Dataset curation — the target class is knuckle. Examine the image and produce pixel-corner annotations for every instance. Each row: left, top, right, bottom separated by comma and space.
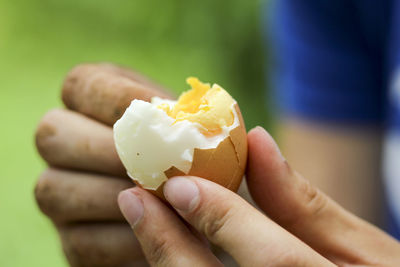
267, 249, 302, 267
282, 174, 330, 229
200, 204, 233, 243
299, 176, 328, 218
145, 233, 175, 266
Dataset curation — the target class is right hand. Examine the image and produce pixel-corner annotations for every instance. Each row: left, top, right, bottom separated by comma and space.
117, 127, 400, 266
34, 63, 171, 267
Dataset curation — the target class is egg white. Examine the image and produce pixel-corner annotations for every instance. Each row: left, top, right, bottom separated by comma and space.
113, 97, 239, 190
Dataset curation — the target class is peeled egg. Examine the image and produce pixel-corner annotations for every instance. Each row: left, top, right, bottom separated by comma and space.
113, 77, 247, 198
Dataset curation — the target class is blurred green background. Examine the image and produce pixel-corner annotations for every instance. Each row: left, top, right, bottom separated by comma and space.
0, 0, 268, 266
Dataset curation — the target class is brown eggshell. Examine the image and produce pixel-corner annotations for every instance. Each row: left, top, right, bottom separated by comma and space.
136, 103, 247, 200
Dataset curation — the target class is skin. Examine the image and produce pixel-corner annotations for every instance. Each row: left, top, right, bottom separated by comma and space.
35, 63, 400, 266
118, 127, 400, 266
277, 120, 384, 227
35, 63, 159, 267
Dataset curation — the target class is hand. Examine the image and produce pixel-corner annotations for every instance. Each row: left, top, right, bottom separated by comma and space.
34, 63, 171, 267
118, 127, 400, 266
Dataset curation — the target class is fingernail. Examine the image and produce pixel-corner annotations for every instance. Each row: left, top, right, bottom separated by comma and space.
118, 190, 144, 228
255, 126, 285, 160
164, 177, 200, 212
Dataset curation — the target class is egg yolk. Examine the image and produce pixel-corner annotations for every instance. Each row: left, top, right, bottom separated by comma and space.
158, 77, 235, 136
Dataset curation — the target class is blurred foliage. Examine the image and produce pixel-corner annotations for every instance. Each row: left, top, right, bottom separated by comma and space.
0, 0, 268, 266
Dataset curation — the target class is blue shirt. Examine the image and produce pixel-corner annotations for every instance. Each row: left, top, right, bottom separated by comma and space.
267, 0, 400, 238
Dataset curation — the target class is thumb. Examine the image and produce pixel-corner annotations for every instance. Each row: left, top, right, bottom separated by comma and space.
163, 176, 333, 266
246, 126, 400, 265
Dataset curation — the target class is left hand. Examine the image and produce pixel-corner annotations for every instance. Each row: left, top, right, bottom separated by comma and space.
34, 63, 172, 267
118, 127, 400, 266
34, 62, 241, 266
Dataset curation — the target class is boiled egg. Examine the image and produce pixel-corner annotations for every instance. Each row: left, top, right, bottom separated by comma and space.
113, 78, 247, 198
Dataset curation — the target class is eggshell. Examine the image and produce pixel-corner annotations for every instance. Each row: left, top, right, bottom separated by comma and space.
138, 104, 247, 200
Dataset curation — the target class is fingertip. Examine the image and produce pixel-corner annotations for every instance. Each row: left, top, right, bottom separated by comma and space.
248, 125, 267, 135
248, 126, 283, 159
164, 177, 200, 213
246, 126, 291, 211
120, 178, 222, 266
248, 125, 269, 137
118, 189, 144, 228
247, 127, 285, 182
248, 126, 271, 150
117, 189, 129, 207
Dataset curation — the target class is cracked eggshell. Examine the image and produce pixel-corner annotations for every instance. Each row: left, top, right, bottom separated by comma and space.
152, 104, 247, 200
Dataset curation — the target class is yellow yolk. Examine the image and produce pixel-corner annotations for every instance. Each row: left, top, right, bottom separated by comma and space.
158, 77, 235, 136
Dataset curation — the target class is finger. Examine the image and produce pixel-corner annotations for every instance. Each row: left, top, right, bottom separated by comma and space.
246, 126, 400, 265
97, 62, 170, 94
58, 222, 148, 267
35, 168, 132, 222
62, 63, 172, 125
118, 188, 222, 267
163, 177, 333, 266
35, 108, 126, 176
